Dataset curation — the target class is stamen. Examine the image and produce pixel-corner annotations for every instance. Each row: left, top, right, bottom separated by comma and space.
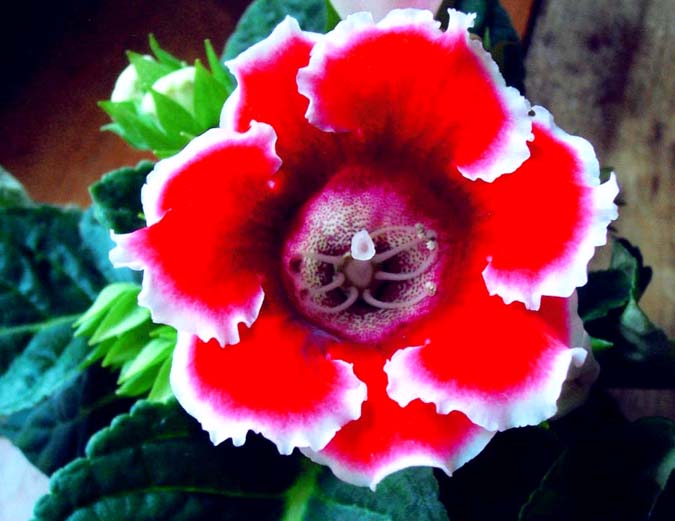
303, 286, 359, 314
371, 228, 436, 263
362, 288, 430, 310
308, 272, 345, 295
374, 247, 438, 281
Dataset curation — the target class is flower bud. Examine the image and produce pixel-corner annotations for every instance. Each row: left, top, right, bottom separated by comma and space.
140, 66, 197, 117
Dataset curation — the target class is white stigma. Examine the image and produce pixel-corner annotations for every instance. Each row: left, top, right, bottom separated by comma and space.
350, 229, 376, 261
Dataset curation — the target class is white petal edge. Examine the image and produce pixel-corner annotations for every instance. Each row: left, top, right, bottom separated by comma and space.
109, 230, 265, 346
170, 333, 368, 455
220, 16, 321, 130
297, 8, 532, 182
482, 106, 620, 310
141, 122, 280, 226
110, 122, 281, 345
385, 342, 587, 432
301, 427, 494, 490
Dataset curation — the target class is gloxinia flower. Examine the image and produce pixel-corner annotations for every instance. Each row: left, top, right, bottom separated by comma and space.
110, 9, 619, 489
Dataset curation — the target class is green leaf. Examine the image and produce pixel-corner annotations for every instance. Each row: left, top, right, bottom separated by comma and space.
0, 165, 32, 208
520, 418, 675, 521
579, 239, 673, 387
0, 365, 131, 475
0, 205, 134, 469
89, 160, 152, 234
223, 0, 334, 60
34, 401, 449, 521
437, 427, 563, 521
0, 321, 89, 415
193, 59, 229, 129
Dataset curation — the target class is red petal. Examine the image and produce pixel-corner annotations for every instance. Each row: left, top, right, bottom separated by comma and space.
478, 106, 619, 309
222, 17, 338, 175
304, 349, 493, 489
110, 123, 281, 345
386, 285, 586, 432
170, 310, 367, 455
297, 9, 532, 182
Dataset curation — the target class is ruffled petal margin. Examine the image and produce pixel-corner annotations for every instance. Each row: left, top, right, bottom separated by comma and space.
221, 17, 336, 171
297, 8, 532, 182
385, 292, 586, 432
110, 123, 281, 345
303, 351, 493, 490
479, 106, 619, 310
170, 312, 367, 455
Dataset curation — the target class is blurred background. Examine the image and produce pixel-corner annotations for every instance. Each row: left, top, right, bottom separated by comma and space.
0, 1, 672, 518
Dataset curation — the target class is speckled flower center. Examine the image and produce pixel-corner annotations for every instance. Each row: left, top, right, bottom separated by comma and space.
282, 179, 444, 343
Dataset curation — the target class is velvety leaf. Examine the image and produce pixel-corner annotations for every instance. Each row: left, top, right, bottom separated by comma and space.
520, 418, 675, 521
437, 427, 563, 521
34, 401, 448, 521
306, 466, 449, 521
223, 0, 333, 60
0, 365, 131, 475
0, 165, 33, 208
89, 161, 153, 234
0, 205, 134, 470
580, 239, 674, 387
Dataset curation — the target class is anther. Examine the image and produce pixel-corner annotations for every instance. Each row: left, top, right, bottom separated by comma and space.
424, 281, 437, 296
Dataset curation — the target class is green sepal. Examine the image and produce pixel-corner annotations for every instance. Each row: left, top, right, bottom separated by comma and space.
126, 51, 178, 89
193, 59, 230, 129
148, 34, 186, 69
204, 39, 235, 91
99, 100, 183, 152
149, 88, 200, 139
324, 0, 340, 31
74, 282, 141, 337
